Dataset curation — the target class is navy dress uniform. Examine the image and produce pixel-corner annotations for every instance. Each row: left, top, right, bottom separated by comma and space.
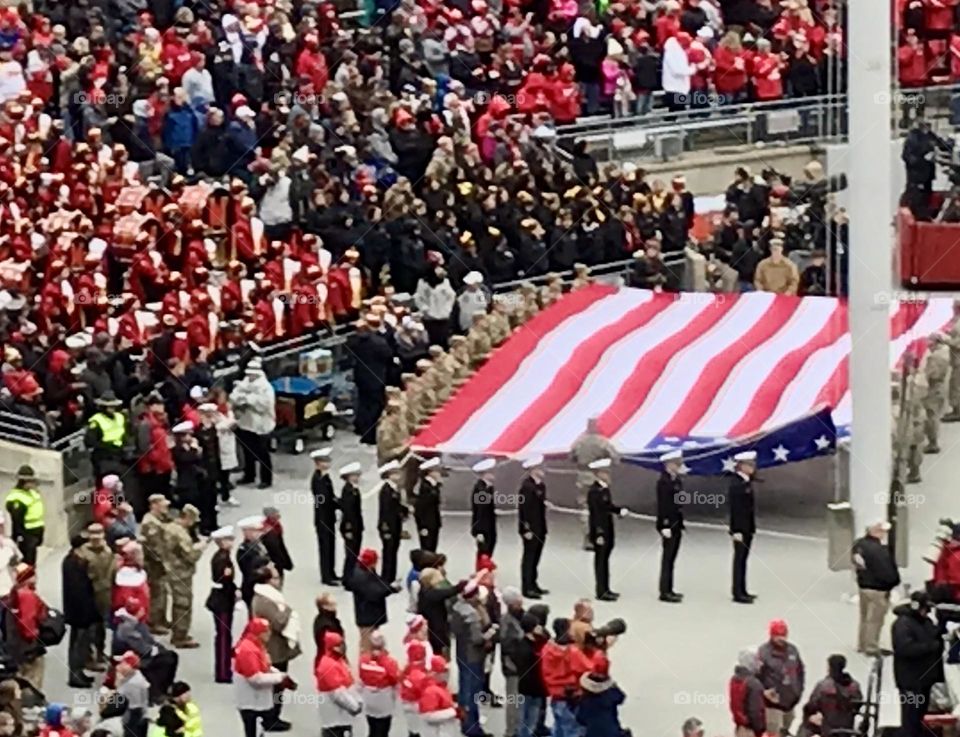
471, 458, 498, 560
728, 451, 759, 604
377, 460, 408, 583
310, 448, 340, 585
338, 462, 364, 581
414, 457, 443, 552
204, 526, 237, 683
656, 450, 685, 603
587, 458, 624, 601
518, 455, 549, 598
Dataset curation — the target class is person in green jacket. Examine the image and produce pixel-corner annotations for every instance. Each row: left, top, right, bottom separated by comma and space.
148, 704, 185, 737
171, 681, 203, 737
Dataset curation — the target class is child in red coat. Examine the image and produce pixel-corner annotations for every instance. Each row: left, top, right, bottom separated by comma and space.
359, 630, 401, 737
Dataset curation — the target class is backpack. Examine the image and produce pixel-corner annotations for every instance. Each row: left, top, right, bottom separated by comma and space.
38, 608, 66, 647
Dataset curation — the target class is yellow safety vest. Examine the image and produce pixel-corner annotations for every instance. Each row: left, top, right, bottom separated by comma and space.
5, 487, 43, 529
89, 412, 126, 447
176, 702, 203, 737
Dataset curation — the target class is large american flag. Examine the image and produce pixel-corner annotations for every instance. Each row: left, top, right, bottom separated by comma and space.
411, 285, 954, 469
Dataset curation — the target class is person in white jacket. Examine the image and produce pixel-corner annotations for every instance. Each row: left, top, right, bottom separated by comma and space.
662, 34, 694, 111
418, 655, 461, 737
210, 387, 240, 506
414, 265, 457, 348
358, 630, 400, 737
233, 618, 290, 737
229, 358, 276, 489
316, 631, 363, 737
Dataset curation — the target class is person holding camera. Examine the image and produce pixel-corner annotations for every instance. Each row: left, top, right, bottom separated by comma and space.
587, 458, 625, 602
728, 451, 758, 604
656, 450, 685, 604
892, 591, 944, 737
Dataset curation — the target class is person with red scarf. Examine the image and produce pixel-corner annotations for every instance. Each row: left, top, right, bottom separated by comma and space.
316, 630, 362, 736
418, 655, 460, 737
234, 618, 291, 737
359, 629, 400, 737
400, 640, 430, 737
5, 564, 48, 690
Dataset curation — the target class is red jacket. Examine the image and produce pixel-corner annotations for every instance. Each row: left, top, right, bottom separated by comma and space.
92, 487, 116, 526
112, 567, 150, 621
295, 48, 329, 94
548, 67, 581, 124
934, 540, 960, 600
688, 41, 713, 91
399, 662, 429, 703
925, 0, 958, 30
136, 411, 173, 474
359, 651, 400, 689
235, 630, 272, 678
316, 635, 354, 691
714, 46, 749, 96
898, 43, 929, 86
10, 586, 45, 641
540, 641, 592, 699
417, 677, 456, 714
751, 52, 784, 100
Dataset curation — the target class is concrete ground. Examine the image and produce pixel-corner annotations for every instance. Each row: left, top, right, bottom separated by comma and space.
28, 419, 960, 737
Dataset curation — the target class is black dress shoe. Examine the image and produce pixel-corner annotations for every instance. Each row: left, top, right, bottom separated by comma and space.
672, 591, 685, 600
535, 587, 550, 595
523, 590, 542, 599
238, 477, 256, 485
68, 677, 94, 688
608, 591, 621, 598
745, 593, 757, 601
659, 593, 683, 603
257, 482, 272, 490
321, 579, 340, 586
265, 720, 292, 732
733, 595, 755, 604
598, 592, 618, 602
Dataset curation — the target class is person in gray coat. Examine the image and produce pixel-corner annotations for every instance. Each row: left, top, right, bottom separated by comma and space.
758, 619, 805, 737
229, 359, 276, 489
500, 587, 525, 737
451, 581, 497, 737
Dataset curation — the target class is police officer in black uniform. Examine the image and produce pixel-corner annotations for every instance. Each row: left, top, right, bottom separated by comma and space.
587, 458, 624, 602
471, 459, 498, 558
656, 450, 686, 604
414, 457, 443, 552
518, 455, 549, 599
377, 460, 407, 583
728, 451, 758, 604
338, 462, 364, 582
310, 448, 340, 585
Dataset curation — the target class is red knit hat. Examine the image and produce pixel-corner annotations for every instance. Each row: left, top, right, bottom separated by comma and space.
406, 641, 427, 663
476, 554, 496, 573
768, 619, 788, 638
117, 651, 141, 669
429, 655, 448, 674
15, 563, 35, 586
359, 548, 379, 568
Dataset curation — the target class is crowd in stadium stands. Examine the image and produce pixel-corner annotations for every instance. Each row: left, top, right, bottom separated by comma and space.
898, 0, 960, 89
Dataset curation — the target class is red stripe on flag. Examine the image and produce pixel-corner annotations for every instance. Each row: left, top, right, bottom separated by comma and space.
411, 284, 617, 450
487, 295, 671, 454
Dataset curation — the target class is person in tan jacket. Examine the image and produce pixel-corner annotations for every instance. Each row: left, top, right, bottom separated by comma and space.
754, 240, 799, 295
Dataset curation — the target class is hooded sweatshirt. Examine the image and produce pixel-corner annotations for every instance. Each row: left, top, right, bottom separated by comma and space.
359, 649, 400, 718
400, 654, 429, 734
577, 672, 626, 737
233, 618, 286, 711
418, 675, 459, 737
315, 632, 362, 726
728, 664, 766, 736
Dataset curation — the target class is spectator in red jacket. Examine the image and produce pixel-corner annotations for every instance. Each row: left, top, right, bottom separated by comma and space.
714, 31, 751, 104
235, 618, 290, 737
729, 648, 766, 737
400, 641, 429, 737
112, 545, 150, 623
751, 39, 785, 101
359, 630, 401, 737
418, 655, 460, 736
655, 0, 682, 50
540, 618, 592, 737
296, 33, 329, 94
925, 0, 958, 37
92, 473, 122, 527
135, 392, 174, 516
6, 564, 48, 690
899, 29, 930, 87
548, 63, 581, 124
315, 631, 361, 735
933, 525, 960, 601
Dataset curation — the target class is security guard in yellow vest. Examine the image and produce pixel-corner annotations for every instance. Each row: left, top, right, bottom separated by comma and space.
171, 681, 203, 737
85, 391, 128, 481
5, 465, 44, 565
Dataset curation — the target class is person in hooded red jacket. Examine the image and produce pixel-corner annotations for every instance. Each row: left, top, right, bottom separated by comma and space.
540, 618, 592, 736
296, 34, 330, 95
112, 547, 151, 623
135, 393, 174, 505
92, 474, 123, 527
400, 640, 430, 737
161, 28, 193, 85
548, 63, 582, 124
751, 39, 785, 101
933, 526, 960, 601
899, 29, 930, 87
517, 58, 553, 116
359, 629, 400, 737
7, 564, 48, 689
234, 618, 290, 737
654, 2, 681, 49
418, 655, 460, 737
316, 631, 362, 735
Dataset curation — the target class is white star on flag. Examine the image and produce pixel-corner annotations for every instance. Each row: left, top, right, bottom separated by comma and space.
772, 445, 790, 462
721, 457, 736, 472
814, 435, 831, 451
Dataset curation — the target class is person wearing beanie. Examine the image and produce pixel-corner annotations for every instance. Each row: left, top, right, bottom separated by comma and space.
62, 534, 97, 688
728, 649, 766, 737
5, 563, 47, 690
514, 613, 548, 737
540, 617, 592, 737
345, 548, 401, 653
500, 586, 525, 736
576, 653, 626, 737
233, 618, 291, 737
450, 578, 497, 736
417, 656, 459, 737
892, 591, 944, 737
315, 631, 361, 736
400, 641, 430, 737
800, 654, 862, 737
39, 704, 75, 737
170, 681, 203, 737
359, 629, 400, 737
757, 619, 805, 735
115, 651, 150, 737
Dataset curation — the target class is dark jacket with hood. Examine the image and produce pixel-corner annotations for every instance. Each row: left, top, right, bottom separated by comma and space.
891, 602, 944, 693
576, 673, 626, 737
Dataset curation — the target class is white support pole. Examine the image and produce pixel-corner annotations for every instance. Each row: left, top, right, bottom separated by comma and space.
848, 0, 894, 534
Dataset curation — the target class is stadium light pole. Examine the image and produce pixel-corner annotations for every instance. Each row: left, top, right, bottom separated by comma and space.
847, 0, 894, 537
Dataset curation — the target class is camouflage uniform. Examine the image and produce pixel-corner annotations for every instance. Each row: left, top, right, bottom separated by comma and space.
78, 536, 116, 661
944, 309, 960, 419
377, 400, 409, 466
923, 339, 950, 451
519, 284, 541, 324
166, 505, 205, 646
572, 264, 592, 291
906, 369, 928, 483
449, 336, 473, 383
487, 300, 513, 345
140, 508, 171, 631
540, 275, 563, 308
467, 315, 493, 368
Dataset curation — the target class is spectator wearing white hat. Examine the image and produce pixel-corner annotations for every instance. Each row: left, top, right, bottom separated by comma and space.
587, 458, 624, 602
457, 272, 489, 333
377, 460, 408, 583
230, 358, 276, 490
339, 462, 364, 581
729, 451, 758, 604
414, 457, 444, 552
471, 459, 498, 560
518, 455, 548, 599
656, 450, 685, 604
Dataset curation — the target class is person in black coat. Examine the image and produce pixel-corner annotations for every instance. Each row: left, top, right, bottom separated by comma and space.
377, 462, 408, 583
414, 458, 443, 552
204, 527, 237, 684
310, 448, 340, 585
194, 408, 222, 534
237, 518, 270, 610
518, 456, 548, 599
515, 613, 548, 724
313, 593, 344, 663
656, 451, 686, 604
260, 508, 294, 585
417, 567, 464, 659
728, 452, 758, 604
347, 321, 394, 444
587, 459, 622, 602
191, 108, 232, 178
471, 460, 498, 560
171, 422, 205, 513
63, 535, 98, 688
344, 548, 400, 652
852, 522, 901, 655
339, 463, 364, 582
892, 591, 944, 737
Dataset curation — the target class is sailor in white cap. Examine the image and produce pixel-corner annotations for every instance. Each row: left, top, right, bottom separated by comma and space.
414, 457, 444, 552
377, 460, 408, 582
236, 516, 270, 608
207, 525, 237, 682
656, 450, 685, 604
729, 450, 758, 603
586, 458, 623, 601
852, 520, 898, 654
471, 459, 498, 558
310, 448, 339, 585
518, 455, 548, 598
338, 462, 363, 580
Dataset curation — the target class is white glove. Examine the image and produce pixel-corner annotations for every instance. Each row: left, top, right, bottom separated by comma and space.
619, 508, 628, 517
853, 553, 865, 568
523, 531, 533, 541
475, 534, 485, 544
420, 528, 429, 536
661, 529, 672, 540
732, 532, 744, 543
595, 536, 605, 547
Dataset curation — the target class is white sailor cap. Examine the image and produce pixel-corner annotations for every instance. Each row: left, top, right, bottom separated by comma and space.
734, 451, 757, 462
310, 447, 333, 460
210, 526, 234, 540
420, 457, 442, 471
588, 458, 612, 470
172, 421, 194, 434
237, 516, 264, 530
197, 403, 218, 413
521, 454, 544, 469
659, 450, 682, 462
189, 386, 205, 400
379, 460, 402, 476
339, 462, 362, 477
472, 458, 496, 473
64, 334, 86, 350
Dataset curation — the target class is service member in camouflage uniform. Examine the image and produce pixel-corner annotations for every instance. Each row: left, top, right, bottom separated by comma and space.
377, 399, 410, 467
467, 313, 493, 368
414, 359, 438, 420
519, 283, 541, 324
427, 345, 454, 403
943, 301, 960, 421
487, 297, 513, 346
166, 504, 207, 649
540, 274, 564, 307
571, 418, 620, 550
923, 333, 951, 453
905, 356, 928, 484
572, 263, 592, 290
79, 522, 116, 667
448, 335, 473, 384
140, 494, 172, 634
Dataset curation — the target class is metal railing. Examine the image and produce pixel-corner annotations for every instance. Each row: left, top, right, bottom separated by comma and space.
0, 411, 48, 448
